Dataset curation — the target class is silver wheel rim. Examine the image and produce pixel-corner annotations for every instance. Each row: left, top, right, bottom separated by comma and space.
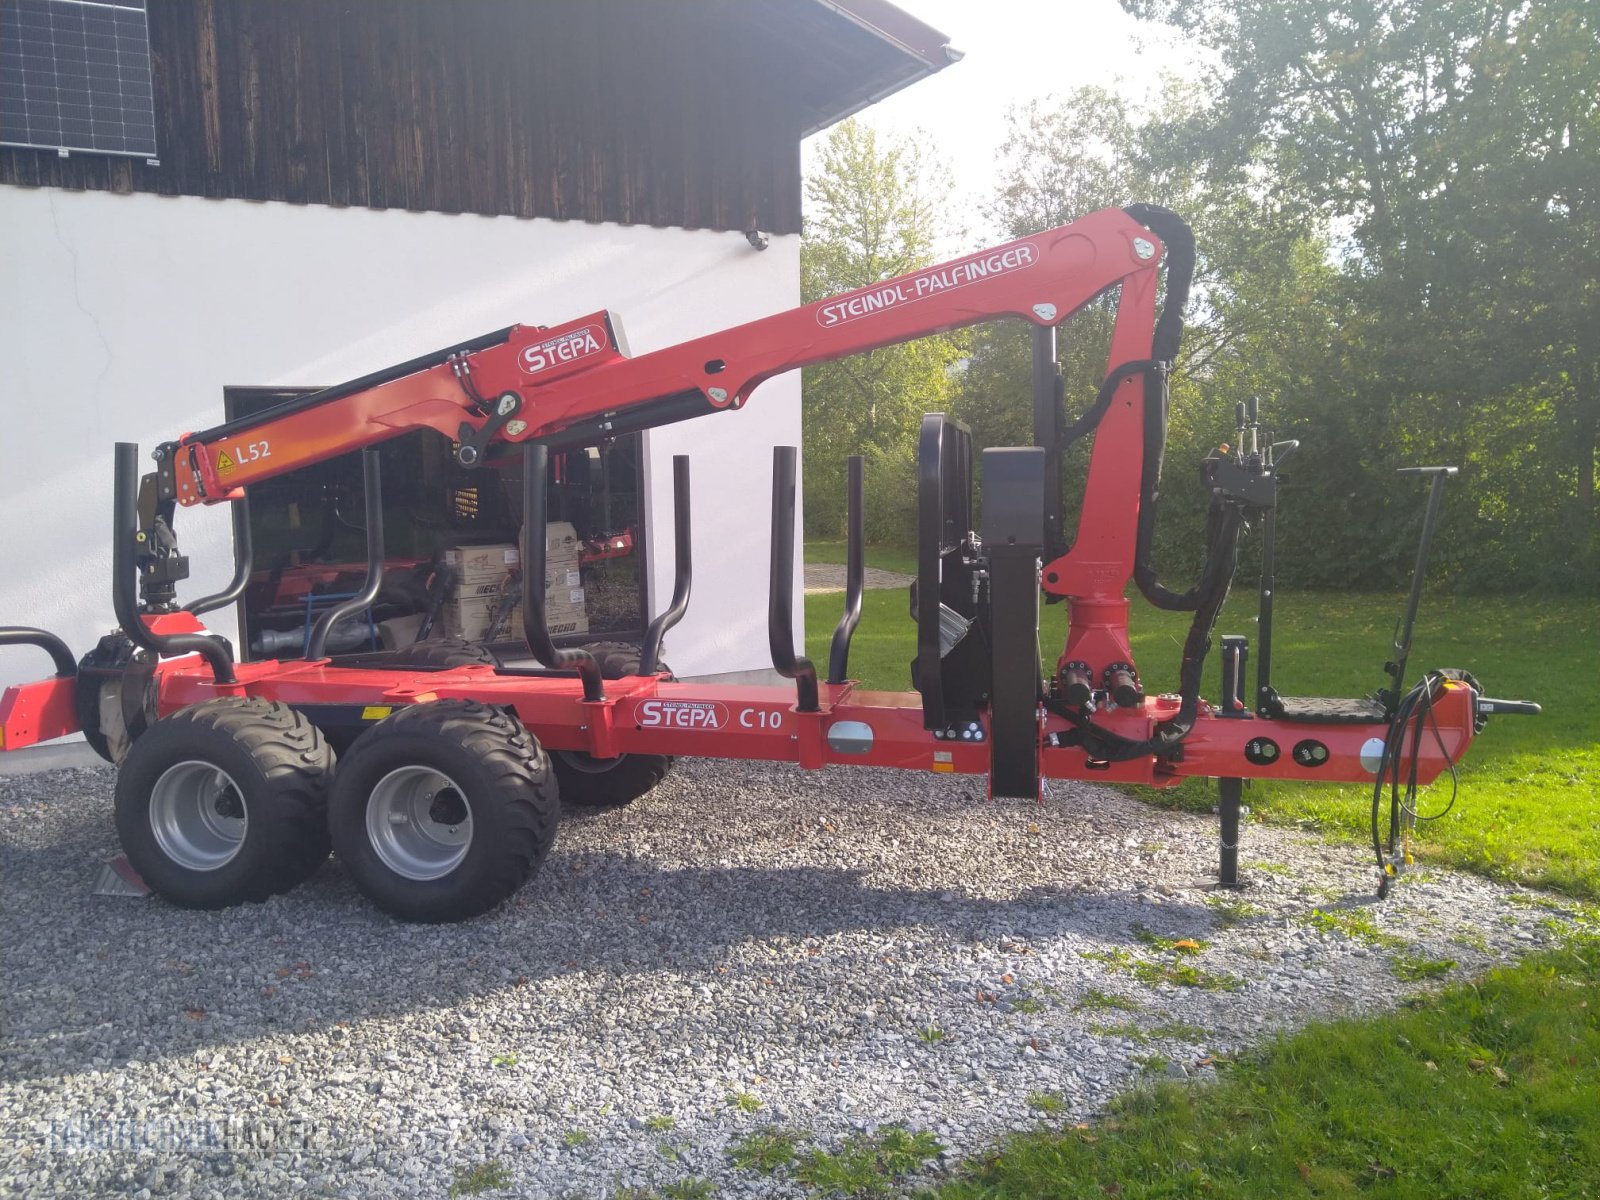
149, 760, 248, 871
365, 766, 473, 881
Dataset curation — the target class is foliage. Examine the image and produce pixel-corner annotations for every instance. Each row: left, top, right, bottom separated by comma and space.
795, 1125, 944, 1198
800, 1, 1597, 590
938, 935, 1600, 1198
726, 1089, 763, 1113
1025, 1091, 1067, 1115
447, 1160, 511, 1196
1119, 0, 1600, 589
727, 1127, 800, 1174
801, 119, 967, 542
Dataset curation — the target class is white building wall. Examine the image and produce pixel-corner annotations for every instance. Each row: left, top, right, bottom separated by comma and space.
0, 187, 803, 693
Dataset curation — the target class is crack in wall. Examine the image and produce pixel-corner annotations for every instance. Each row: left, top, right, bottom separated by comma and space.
48, 191, 115, 429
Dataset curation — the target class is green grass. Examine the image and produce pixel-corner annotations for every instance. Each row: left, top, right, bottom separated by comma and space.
802, 561, 1598, 898
1026, 1090, 1068, 1114
805, 538, 919, 577
1074, 988, 1140, 1013
447, 1160, 512, 1196
727, 1089, 763, 1113
1206, 894, 1266, 926
1298, 907, 1406, 949
1092, 1020, 1213, 1045
1080, 944, 1240, 991
728, 1127, 800, 1174
796, 1125, 944, 1198
935, 934, 1600, 1199
615, 1183, 714, 1200
1392, 952, 1459, 982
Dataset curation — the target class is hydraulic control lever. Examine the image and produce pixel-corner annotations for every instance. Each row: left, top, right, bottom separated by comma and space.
1475, 697, 1542, 717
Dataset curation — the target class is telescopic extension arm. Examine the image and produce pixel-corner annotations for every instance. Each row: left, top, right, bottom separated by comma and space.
157, 208, 1170, 546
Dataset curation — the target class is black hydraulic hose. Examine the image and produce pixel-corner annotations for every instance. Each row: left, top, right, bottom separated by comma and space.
186, 326, 517, 445
1047, 498, 1244, 762
1061, 358, 1165, 449
1121, 204, 1203, 613
185, 501, 253, 617
1370, 670, 1468, 894
1145, 504, 1243, 751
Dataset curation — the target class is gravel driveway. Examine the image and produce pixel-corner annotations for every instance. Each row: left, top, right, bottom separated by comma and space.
0, 758, 1577, 1198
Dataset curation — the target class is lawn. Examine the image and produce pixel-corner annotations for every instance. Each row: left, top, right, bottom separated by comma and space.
933, 929, 1600, 1200
800, 551, 1599, 1198
802, 559, 1599, 900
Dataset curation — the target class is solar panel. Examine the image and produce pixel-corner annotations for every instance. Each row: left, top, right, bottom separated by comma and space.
0, 0, 157, 159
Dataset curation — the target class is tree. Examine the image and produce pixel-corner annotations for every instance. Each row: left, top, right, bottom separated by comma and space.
800, 119, 966, 540
956, 87, 1345, 584
1123, 0, 1600, 585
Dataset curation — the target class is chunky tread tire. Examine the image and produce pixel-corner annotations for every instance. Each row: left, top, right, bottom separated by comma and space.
552, 641, 674, 809
388, 637, 497, 669
333, 637, 497, 671
114, 698, 334, 908
328, 700, 558, 923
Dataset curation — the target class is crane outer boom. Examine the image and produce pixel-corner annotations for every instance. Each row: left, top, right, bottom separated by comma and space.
167, 208, 1165, 511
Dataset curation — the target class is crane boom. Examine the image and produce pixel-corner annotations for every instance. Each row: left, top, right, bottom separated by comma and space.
157, 207, 1165, 512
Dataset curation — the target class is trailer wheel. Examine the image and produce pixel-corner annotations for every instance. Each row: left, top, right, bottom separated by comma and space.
328, 700, 558, 922
398, 636, 497, 668
552, 641, 674, 809
114, 698, 334, 908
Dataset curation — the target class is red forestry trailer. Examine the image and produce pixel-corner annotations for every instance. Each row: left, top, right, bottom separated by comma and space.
0, 206, 1538, 922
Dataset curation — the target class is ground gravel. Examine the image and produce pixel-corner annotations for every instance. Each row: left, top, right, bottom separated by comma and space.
0, 757, 1582, 1198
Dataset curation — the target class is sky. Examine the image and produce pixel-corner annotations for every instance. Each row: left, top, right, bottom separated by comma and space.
801, 0, 1205, 242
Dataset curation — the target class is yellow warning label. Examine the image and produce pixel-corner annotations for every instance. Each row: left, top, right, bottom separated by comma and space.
216, 449, 237, 475
0, 728, 6, 748
932, 761, 954, 773
360, 705, 393, 721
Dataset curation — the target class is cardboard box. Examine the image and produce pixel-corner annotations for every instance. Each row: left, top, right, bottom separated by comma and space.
448, 581, 585, 609
444, 599, 589, 642
442, 543, 519, 583
546, 613, 589, 638
546, 565, 582, 591
452, 578, 519, 600
443, 596, 522, 641
544, 521, 580, 558
443, 525, 581, 583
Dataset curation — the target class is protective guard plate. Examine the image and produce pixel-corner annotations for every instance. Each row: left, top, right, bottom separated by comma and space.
983, 448, 1046, 798
1262, 694, 1387, 724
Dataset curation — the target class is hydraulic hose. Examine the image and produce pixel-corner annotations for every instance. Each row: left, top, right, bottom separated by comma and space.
1048, 498, 1244, 761
1121, 204, 1203, 613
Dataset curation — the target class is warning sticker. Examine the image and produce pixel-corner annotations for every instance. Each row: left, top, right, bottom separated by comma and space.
216, 449, 237, 475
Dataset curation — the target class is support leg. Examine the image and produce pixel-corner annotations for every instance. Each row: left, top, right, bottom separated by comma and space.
1218, 776, 1243, 888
